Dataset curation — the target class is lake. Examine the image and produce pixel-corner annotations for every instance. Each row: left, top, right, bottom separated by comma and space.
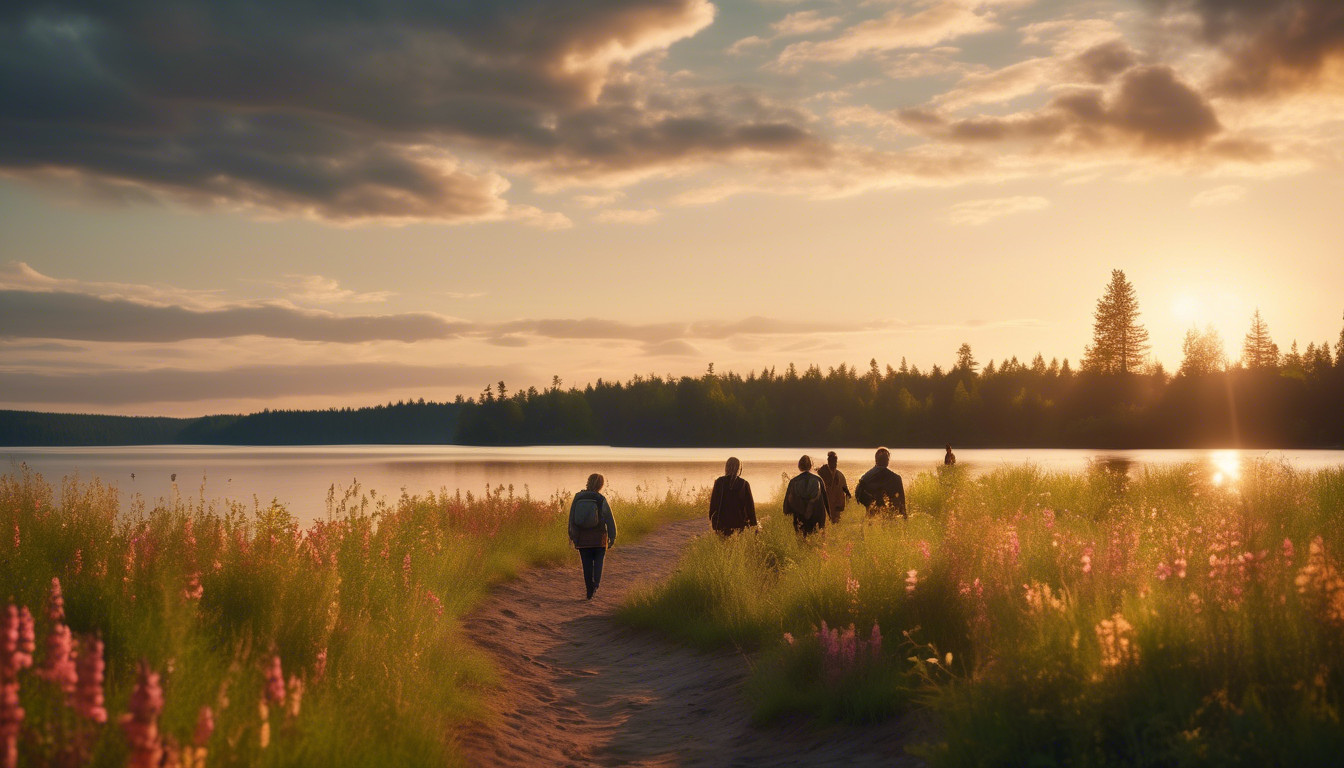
5, 445, 1343, 524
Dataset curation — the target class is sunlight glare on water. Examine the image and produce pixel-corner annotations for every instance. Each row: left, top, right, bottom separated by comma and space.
1210, 450, 1242, 487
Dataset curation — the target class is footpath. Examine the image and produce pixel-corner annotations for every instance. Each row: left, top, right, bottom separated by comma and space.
455, 518, 924, 767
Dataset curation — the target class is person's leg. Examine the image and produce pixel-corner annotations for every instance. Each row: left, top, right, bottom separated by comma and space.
579, 548, 597, 598
589, 547, 606, 595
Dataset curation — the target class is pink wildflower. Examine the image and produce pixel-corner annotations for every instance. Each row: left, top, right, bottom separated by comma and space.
15, 610, 33, 668
402, 553, 412, 587
183, 571, 203, 601
840, 624, 857, 666
1283, 538, 1296, 561
868, 623, 882, 658
918, 540, 932, 561
424, 589, 443, 618
265, 656, 285, 707
193, 706, 214, 748
72, 549, 83, 576
40, 579, 77, 695
74, 635, 107, 723
1155, 562, 1172, 581
1174, 557, 1187, 579
120, 661, 164, 768
1, 606, 25, 768
1081, 546, 1093, 575
782, 632, 795, 646
905, 569, 919, 594
313, 648, 327, 683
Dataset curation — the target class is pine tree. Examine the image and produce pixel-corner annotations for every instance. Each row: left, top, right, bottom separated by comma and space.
955, 343, 978, 373
1242, 309, 1279, 369
1082, 269, 1150, 374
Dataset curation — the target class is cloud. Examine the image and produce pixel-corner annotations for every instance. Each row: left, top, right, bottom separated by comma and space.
594, 208, 662, 224
905, 66, 1225, 150
0, 363, 524, 405
777, 1, 1001, 66
1157, 0, 1344, 97
0, 0, 823, 222
0, 290, 464, 343
273, 275, 392, 305
1189, 184, 1247, 207
772, 11, 843, 37
642, 339, 700, 356
946, 195, 1050, 225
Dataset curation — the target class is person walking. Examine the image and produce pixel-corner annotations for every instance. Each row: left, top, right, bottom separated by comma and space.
817, 451, 851, 524
783, 455, 829, 535
709, 457, 757, 534
568, 473, 617, 600
855, 447, 907, 518
944, 444, 956, 466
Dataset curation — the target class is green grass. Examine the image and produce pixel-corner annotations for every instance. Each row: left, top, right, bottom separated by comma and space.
0, 466, 702, 767
620, 461, 1344, 766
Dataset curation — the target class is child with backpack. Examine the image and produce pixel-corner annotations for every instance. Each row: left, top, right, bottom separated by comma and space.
783, 455, 830, 536
569, 473, 617, 600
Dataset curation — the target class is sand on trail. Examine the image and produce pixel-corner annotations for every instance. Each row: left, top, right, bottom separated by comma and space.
456, 518, 925, 768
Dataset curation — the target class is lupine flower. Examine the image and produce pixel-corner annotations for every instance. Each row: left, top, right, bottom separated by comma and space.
120, 661, 164, 768
905, 569, 919, 594
15, 610, 33, 668
2, 604, 32, 768
40, 579, 77, 695
265, 655, 286, 707
73, 635, 107, 723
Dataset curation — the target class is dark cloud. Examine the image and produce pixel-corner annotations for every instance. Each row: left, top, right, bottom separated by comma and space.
0, 0, 819, 220
1158, 0, 1344, 96
0, 290, 464, 342
905, 66, 1223, 150
1072, 40, 1137, 84
0, 363, 523, 405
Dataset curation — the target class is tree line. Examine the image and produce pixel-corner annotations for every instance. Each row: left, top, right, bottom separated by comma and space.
3, 271, 1342, 448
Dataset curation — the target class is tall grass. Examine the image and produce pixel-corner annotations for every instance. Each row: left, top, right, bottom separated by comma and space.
0, 466, 701, 767
620, 461, 1344, 766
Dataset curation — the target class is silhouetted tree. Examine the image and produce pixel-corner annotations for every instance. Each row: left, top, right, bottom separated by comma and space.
1242, 309, 1279, 369
1083, 269, 1150, 374
1179, 326, 1226, 377
955, 343, 978, 374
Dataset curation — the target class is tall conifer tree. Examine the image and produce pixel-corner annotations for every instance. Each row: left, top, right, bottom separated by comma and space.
1082, 269, 1150, 374
1242, 309, 1279, 369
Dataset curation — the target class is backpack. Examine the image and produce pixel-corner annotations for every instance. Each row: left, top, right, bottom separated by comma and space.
570, 493, 604, 529
785, 474, 825, 522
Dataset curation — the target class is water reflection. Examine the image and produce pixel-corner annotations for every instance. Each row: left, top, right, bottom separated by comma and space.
1210, 450, 1242, 487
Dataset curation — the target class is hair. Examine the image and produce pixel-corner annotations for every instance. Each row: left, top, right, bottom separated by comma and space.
875, 447, 891, 467
725, 456, 741, 478
798, 454, 813, 472
827, 451, 837, 461
586, 473, 605, 492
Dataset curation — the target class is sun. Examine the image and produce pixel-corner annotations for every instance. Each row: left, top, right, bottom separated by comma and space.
1172, 293, 1203, 327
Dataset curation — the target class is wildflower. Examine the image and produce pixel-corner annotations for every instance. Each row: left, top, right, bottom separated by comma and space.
193, 705, 214, 748
15, 609, 33, 668
1156, 562, 1172, 581
1283, 538, 1296, 561
1295, 536, 1344, 624
905, 569, 919, 595
258, 700, 271, 749
918, 540, 932, 561
1095, 612, 1138, 669
3, 604, 34, 768
313, 647, 328, 683
265, 655, 285, 707
1081, 546, 1093, 575
402, 552, 413, 588
1023, 581, 1065, 613
286, 676, 304, 719
782, 632, 795, 646
120, 661, 164, 768
424, 590, 444, 618
1174, 558, 1187, 579
40, 579, 77, 695
183, 571, 203, 601
72, 549, 83, 576
944, 652, 953, 666
74, 636, 107, 723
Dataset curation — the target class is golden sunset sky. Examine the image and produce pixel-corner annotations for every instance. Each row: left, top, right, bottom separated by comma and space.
2, 0, 1342, 416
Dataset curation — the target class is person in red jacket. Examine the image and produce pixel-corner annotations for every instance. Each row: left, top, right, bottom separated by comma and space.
709, 456, 757, 534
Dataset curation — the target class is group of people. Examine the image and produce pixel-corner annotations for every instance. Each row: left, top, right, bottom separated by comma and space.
567, 447, 954, 599
713, 448, 909, 536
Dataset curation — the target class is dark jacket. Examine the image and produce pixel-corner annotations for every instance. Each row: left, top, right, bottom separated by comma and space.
568, 490, 617, 549
783, 472, 830, 528
709, 475, 756, 533
855, 466, 906, 517
816, 464, 850, 522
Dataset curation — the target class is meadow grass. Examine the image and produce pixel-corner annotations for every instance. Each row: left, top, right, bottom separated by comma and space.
620, 461, 1344, 766
0, 466, 702, 768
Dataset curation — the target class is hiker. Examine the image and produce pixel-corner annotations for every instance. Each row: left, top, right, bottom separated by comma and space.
568, 473, 617, 600
855, 447, 907, 518
817, 451, 851, 524
709, 457, 757, 534
783, 455, 829, 535
944, 444, 956, 466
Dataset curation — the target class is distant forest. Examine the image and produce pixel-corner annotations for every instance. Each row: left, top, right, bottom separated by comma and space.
4, 272, 1343, 448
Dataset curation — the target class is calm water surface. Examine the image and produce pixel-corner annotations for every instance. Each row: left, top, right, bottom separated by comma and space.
5, 445, 1342, 524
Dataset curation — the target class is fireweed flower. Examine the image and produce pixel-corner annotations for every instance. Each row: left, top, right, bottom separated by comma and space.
1283, 538, 1296, 561
1095, 612, 1138, 669
313, 648, 328, 683
919, 540, 932, 561
1295, 536, 1344, 624
74, 636, 107, 723
121, 661, 164, 768
782, 632, 795, 646
905, 569, 919, 594
40, 579, 77, 695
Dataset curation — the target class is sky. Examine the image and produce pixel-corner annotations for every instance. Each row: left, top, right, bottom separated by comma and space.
1, 0, 1342, 416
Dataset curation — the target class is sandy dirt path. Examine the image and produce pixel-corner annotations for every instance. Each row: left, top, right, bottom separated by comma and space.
456, 518, 925, 768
